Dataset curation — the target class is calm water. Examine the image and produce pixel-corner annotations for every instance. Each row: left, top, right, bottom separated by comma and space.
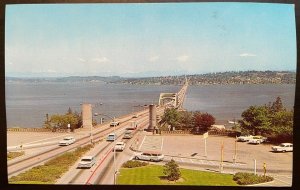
5, 82, 295, 128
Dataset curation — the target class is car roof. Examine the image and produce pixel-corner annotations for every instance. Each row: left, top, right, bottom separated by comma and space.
281, 143, 293, 145
81, 156, 94, 159
142, 151, 162, 154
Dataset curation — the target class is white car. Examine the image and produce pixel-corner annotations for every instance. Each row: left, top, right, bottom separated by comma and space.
114, 142, 126, 151
134, 151, 164, 162
123, 131, 132, 139
237, 135, 253, 142
248, 136, 267, 144
59, 136, 75, 146
107, 133, 117, 141
272, 143, 293, 152
110, 121, 120, 127
77, 156, 96, 168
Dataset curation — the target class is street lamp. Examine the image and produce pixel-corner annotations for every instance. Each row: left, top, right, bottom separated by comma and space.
94, 113, 117, 184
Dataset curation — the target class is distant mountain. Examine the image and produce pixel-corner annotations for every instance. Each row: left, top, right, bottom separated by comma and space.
5, 76, 124, 83
5, 71, 296, 85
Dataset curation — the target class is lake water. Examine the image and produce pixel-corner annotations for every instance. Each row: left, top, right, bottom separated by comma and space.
5, 82, 295, 128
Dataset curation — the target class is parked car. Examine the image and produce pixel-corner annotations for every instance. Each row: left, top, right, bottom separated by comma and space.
110, 121, 120, 127
123, 130, 132, 139
237, 135, 253, 142
106, 133, 117, 141
77, 156, 95, 168
248, 136, 267, 144
114, 141, 126, 151
134, 151, 164, 162
59, 136, 75, 146
272, 143, 293, 152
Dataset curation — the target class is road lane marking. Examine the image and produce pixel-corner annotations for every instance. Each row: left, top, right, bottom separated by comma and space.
273, 177, 292, 186
161, 137, 164, 151
138, 136, 146, 151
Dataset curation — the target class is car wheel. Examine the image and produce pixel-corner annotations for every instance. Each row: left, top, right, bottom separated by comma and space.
135, 156, 139, 160
150, 159, 154, 162
282, 150, 286, 153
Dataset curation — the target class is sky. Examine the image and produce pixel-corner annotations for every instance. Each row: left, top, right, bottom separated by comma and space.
5, 3, 297, 77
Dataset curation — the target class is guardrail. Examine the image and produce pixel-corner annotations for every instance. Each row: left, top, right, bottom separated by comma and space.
160, 130, 192, 135
7, 128, 69, 133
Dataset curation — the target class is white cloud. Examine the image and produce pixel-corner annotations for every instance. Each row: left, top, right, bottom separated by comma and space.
239, 53, 257, 57
78, 58, 87, 62
176, 55, 190, 62
149, 56, 159, 62
92, 57, 110, 63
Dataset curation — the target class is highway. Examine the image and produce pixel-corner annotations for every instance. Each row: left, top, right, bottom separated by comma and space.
56, 111, 151, 184
7, 107, 159, 178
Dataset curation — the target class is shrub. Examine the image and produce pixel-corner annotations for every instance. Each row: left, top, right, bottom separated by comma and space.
8, 151, 25, 160
163, 159, 181, 181
9, 144, 94, 184
122, 160, 148, 168
233, 172, 273, 185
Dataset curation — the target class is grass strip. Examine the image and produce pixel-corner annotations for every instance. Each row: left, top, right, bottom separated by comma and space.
8, 151, 25, 160
9, 144, 94, 184
117, 165, 238, 186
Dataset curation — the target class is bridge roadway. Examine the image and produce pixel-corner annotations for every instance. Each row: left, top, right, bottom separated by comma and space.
7, 82, 187, 183
7, 106, 166, 179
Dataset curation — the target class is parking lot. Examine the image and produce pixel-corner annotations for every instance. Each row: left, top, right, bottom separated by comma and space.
140, 134, 292, 175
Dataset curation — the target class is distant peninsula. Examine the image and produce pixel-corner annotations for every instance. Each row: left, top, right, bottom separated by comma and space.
112, 71, 296, 85
6, 71, 296, 85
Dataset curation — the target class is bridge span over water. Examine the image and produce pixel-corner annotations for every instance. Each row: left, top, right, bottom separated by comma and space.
158, 78, 189, 110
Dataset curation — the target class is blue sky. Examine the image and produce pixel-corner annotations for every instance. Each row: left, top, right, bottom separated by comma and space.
5, 3, 296, 77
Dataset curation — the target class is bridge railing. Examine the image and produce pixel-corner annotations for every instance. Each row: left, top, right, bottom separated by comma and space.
7, 127, 52, 132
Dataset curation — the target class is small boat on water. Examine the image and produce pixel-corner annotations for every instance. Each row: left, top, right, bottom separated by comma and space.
228, 120, 238, 124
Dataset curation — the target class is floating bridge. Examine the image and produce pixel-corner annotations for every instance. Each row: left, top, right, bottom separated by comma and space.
158, 78, 189, 110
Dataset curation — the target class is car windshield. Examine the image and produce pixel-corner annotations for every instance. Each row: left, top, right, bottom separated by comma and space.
280, 144, 286, 147
64, 137, 72, 140
116, 143, 123, 145
81, 159, 92, 162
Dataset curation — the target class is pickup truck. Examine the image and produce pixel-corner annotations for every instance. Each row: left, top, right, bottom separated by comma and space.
272, 143, 293, 152
114, 142, 126, 151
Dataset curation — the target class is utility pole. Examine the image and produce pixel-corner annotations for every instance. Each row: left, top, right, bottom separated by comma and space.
233, 136, 237, 164
203, 132, 208, 159
113, 116, 116, 185
220, 140, 224, 173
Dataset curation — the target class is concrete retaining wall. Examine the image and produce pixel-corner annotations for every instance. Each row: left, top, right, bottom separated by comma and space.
7, 128, 69, 133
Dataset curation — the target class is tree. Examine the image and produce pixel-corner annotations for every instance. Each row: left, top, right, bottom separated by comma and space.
193, 112, 215, 133
178, 111, 194, 130
163, 159, 181, 181
270, 97, 284, 113
239, 106, 271, 135
161, 108, 180, 130
239, 97, 293, 142
49, 113, 79, 129
67, 107, 73, 114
